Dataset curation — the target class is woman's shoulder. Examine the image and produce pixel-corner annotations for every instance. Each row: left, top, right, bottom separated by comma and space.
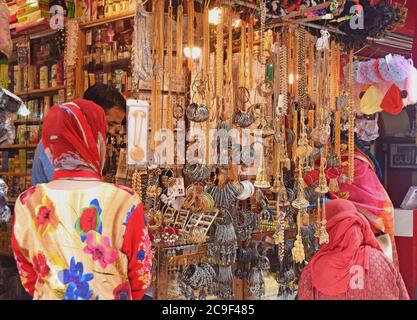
99, 183, 141, 204
16, 185, 42, 207
101, 183, 138, 198
368, 247, 398, 276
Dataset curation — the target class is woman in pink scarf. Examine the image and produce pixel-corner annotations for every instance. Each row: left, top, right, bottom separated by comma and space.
298, 199, 409, 300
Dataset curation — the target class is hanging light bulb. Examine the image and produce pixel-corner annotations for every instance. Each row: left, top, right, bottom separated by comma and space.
209, 7, 222, 25
184, 46, 202, 59
232, 18, 242, 28
288, 73, 295, 85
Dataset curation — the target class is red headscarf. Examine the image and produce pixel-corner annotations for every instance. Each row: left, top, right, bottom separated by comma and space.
42, 99, 107, 180
308, 199, 382, 296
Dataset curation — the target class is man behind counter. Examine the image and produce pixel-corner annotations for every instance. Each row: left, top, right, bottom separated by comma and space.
32, 84, 126, 185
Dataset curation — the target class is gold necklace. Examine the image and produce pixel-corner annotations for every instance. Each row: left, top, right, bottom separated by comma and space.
176, 3, 184, 77
215, 6, 224, 119
187, 0, 194, 71
239, 21, 246, 88
248, 17, 254, 90
167, 1, 174, 133
130, 111, 146, 162
348, 50, 355, 183
334, 110, 341, 163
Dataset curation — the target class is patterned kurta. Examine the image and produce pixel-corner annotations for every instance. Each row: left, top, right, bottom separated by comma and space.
11, 183, 152, 300
298, 248, 409, 300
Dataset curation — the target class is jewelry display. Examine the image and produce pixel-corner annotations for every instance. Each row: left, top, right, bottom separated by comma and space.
215, 6, 224, 114
132, 3, 152, 83
233, 208, 258, 241
180, 262, 216, 300
166, 1, 174, 133
186, 102, 210, 123
315, 157, 329, 194
183, 163, 211, 183
176, 3, 184, 77
318, 196, 329, 245
239, 21, 246, 88
90, 2, 392, 299
248, 17, 254, 90
254, 138, 271, 189
205, 181, 241, 209
216, 265, 234, 299
347, 51, 355, 183
292, 211, 305, 264
130, 111, 146, 162
187, 0, 195, 71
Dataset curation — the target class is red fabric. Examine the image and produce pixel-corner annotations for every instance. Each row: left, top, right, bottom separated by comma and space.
11, 214, 36, 297
379, 84, 403, 115
304, 151, 395, 236
121, 203, 150, 300
299, 248, 409, 300
42, 99, 107, 180
308, 199, 382, 296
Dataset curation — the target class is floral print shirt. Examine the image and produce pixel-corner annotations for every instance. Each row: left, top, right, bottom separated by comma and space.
11, 183, 152, 300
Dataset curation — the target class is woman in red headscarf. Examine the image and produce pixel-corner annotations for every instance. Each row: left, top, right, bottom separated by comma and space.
304, 146, 398, 266
298, 199, 408, 300
11, 99, 152, 300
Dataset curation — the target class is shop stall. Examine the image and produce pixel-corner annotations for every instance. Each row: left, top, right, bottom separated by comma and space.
0, 0, 415, 300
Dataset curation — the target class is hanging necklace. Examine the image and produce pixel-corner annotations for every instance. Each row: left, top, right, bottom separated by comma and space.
130, 111, 146, 162
176, 2, 184, 77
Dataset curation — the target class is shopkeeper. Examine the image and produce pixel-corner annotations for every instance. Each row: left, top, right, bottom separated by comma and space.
32, 84, 126, 185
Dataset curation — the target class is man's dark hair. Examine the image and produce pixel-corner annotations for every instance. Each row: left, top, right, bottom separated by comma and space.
83, 84, 126, 111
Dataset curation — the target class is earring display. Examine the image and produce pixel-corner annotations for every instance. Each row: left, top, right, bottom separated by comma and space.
8, 0, 401, 301
127, 99, 149, 165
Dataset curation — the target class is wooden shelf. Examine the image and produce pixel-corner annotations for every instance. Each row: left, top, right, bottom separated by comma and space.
13, 118, 43, 125
15, 85, 65, 98
11, 19, 52, 39
0, 144, 37, 150
0, 172, 30, 177
84, 58, 131, 71
80, 12, 135, 29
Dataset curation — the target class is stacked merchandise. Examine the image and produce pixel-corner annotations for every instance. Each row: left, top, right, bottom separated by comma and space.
75, 0, 135, 23
8, 0, 50, 34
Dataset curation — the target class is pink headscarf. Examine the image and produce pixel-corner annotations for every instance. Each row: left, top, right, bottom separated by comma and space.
308, 199, 382, 296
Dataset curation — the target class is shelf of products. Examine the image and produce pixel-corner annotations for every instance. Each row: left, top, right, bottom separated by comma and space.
0, 144, 37, 151
13, 118, 43, 125
14, 85, 66, 98
79, 11, 135, 29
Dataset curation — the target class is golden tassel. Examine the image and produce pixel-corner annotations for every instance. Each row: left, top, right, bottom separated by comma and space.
319, 197, 329, 245
292, 110, 298, 164
329, 178, 340, 193
334, 110, 341, 162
